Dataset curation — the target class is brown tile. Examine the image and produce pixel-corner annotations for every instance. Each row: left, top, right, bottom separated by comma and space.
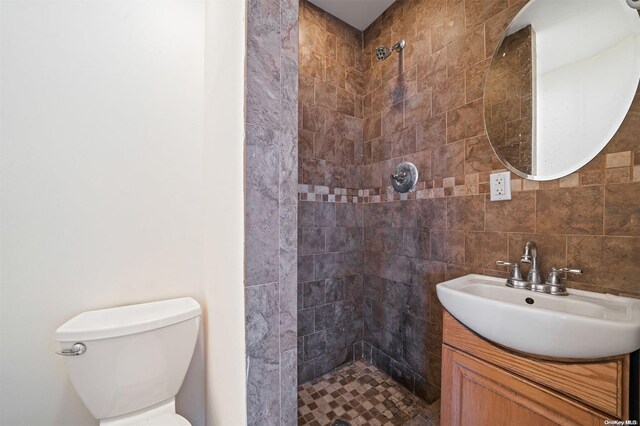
391, 126, 417, 158
384, 67, 418, 108
507, 233, 567, 275
415, 0, 446, 30
300, 75, 315, 104
416, 113, 447, 152
405, 149, 432, 181
567, 236, 640, 292
404, 89, 433, 128
465, 0, 509, 29
536, 186, 604, 235
432, 72, 465, 115
362, 163, 383, 188
364, 113, 382, 141
484, 5, 523, 60
336, 37, 356, 68
303, 103, 326, 132
336, 138, 355, 165
431, 0, 465, 51
345, 68, 364, 95
607, 111, 640, 153
323, 110, 345, 138
301, 158, 327, 186
337, 87, 355, 116
344, 116, 363, 142
466, 232, 508, 269
314, 81, 337, 110
301, 46, 326, 81
326, 58, 346, 90
418, 198, 448, 230
447, 25, 485, 77
432, 140, 465, 178
485, 191, 536, 232
371, 137, 390, 163
605, 167, 631, 184
299, 129, 315, 159
447, 99, 484, 143
465, 134, 500, 174
381, 102, 404, 136
431, 230, 465, 264
417, 49, 447, 92
605, 182, 640, 236
301, 1, 327, 29
403, 29, 433, 72
447, 195, 485, 230
314, 134, 335, 161
465, 58, 490, 102
581, 170, 604, 186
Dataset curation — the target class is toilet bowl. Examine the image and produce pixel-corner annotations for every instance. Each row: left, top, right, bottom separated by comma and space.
55, 297, 201, 425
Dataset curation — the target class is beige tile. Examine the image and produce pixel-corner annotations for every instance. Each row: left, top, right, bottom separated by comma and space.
606, 151, 632, 168
559, 173, 579, 188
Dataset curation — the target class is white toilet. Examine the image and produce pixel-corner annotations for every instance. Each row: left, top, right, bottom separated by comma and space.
55, 297, 201, 425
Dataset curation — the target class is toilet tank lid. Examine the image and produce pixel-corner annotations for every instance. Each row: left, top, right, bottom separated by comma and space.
54, 297, 201, 342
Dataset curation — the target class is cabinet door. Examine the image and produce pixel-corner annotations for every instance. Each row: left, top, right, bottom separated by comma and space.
441, 345, 607, 426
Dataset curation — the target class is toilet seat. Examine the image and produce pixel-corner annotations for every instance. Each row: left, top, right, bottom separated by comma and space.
101, 399, 191, 426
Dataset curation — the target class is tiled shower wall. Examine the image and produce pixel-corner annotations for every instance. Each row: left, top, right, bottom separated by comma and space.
297, 202, 365, 382
359, 0, 640, 404
297, 0, 366, 385
244, 0, 298, 423
297, 0, 640, 406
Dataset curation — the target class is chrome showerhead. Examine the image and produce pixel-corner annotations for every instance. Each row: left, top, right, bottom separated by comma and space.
375, 40, 406, 62
375, 46, 392, 61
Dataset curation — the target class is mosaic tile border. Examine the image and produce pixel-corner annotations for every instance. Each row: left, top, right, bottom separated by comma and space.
299, 150, 640, 204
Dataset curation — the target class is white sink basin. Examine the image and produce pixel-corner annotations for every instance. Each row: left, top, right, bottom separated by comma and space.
436, 274, 640, 359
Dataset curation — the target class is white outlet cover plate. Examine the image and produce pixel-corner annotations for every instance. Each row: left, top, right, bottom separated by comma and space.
490, 171, 512, 201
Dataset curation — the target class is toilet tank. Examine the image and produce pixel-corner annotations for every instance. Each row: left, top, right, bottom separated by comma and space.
54, 298, 201, 420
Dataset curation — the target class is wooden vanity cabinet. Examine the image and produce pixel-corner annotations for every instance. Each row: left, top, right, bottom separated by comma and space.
441, 312, 631, 425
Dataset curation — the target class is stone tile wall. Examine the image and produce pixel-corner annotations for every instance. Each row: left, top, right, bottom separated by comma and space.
245, 0, 298, 423
297, 0, 366, 385
296, 0, 640, 407
297, 201, 365, 383
298, 0, 364, 189
359, 0, 640, 405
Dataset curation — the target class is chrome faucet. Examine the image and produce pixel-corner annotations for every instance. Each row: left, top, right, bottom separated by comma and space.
496, 240, 583, 296
520, 241, 543, 288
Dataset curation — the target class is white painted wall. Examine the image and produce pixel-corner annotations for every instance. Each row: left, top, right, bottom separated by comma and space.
0, 0, 246, 425
203, 0, 247, 425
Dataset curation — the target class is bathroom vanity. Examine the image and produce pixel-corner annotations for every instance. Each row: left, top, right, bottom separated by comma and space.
437, 273, 640, 425
441, 311, 634, 425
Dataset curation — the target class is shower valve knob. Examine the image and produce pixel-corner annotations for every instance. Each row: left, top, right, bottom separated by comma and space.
390, 162, 418, 194
390, 172, 407, 183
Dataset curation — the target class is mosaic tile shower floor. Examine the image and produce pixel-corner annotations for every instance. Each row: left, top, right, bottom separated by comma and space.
297, 360, 440, 426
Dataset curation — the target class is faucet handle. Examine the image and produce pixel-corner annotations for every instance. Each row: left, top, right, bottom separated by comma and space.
496, 261, 530, 289
545, 267, 582, 296
546, 267, 582, 285
556, 267, 582, 275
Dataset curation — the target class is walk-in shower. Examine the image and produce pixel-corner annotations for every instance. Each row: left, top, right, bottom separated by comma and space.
375, 39, 406, 61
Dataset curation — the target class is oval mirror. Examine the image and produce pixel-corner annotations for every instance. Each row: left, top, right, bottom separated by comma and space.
483, 0, 640, 180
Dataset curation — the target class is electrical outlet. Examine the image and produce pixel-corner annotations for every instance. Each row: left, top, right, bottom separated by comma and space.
490, 171, 512, 201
